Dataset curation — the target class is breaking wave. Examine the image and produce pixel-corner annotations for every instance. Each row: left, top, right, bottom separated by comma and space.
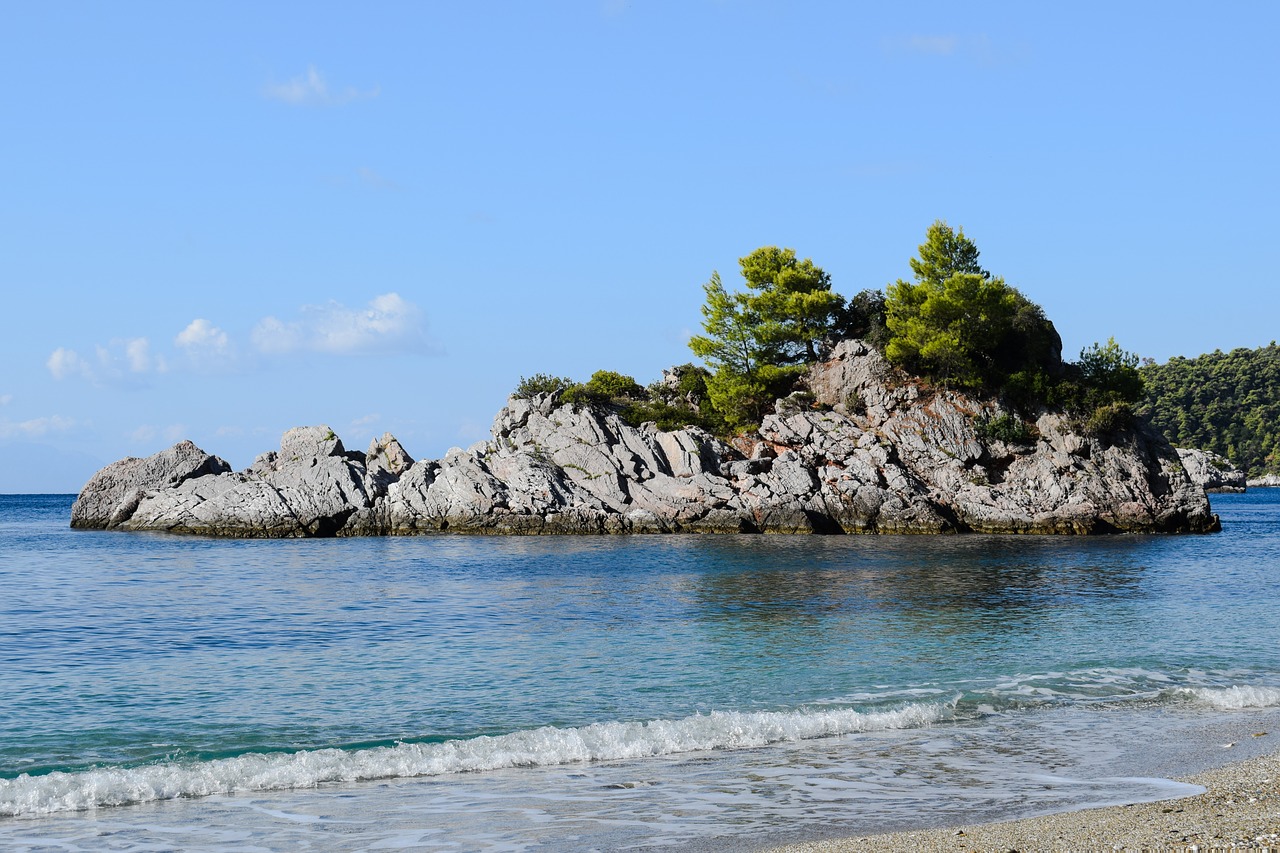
1186, 685, 1280, 710
0, 701, 948, 816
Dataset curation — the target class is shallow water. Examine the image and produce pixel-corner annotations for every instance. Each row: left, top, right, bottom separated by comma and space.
1, 491, 1277, 849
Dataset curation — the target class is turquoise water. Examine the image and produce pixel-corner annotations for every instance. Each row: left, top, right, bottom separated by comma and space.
1, 492, 1278, 849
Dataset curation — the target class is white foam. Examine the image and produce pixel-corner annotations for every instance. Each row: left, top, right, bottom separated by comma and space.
1188, 685, 1280, 709
0, 702, 948, 816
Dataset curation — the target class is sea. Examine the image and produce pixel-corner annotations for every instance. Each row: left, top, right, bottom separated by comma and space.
1, 491, 1279, 851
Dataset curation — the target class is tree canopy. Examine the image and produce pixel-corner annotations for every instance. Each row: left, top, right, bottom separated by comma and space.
884, 221, 1062, 393
688, 247, 842, 429
738, 246, 845, 364
517, 223, 1149, 443
1141, 343, 1280, 475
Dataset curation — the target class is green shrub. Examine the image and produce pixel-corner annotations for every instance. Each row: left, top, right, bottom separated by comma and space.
975, 412, 1036, 444
513, 373, 575, 399
843, 392, 867, 416
1078, 338, 1144, 406
559, 383, 593, 407
557, 370, 645, 409
583, 370, 644, 401
672, 364, 712, 400
1085, 401, 1135, 436
1001, 368, 1057, 414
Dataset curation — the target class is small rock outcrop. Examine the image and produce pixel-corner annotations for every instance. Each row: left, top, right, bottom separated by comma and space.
70, 441, 231, 529
71, 340, 1221, 537
1248, 474, 1280, 488
1176, 448, 1247, 493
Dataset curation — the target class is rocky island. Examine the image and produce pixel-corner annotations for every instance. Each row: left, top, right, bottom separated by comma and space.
72, 340, 1219, 537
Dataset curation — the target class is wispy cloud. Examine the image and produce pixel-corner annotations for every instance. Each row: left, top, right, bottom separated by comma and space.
47, 339, 165, 385
0, 394, 11, 406
357, 167, 400, 190
130, 423, 187, 444
0, 415, 77, 439
49, 295, 438, 387
883, 33, 1020, 67
263, 65, 380, 105
324, 167, 403, 191
252, 292, 440, 356
904, 35, 959, 56
124, 338, 155, 373
46, 348, 88, 382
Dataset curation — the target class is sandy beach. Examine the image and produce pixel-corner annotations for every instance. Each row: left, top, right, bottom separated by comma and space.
771, 749, 1280, 852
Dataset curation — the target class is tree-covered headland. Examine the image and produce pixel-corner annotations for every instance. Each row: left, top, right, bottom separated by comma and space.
514, 221, 1146, 442
1140, 344, 1280, 476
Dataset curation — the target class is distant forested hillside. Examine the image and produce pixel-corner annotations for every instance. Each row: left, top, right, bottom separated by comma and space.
1140, 343, 1280, 476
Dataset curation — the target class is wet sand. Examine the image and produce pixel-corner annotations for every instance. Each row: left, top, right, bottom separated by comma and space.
770, 749, 1280, 852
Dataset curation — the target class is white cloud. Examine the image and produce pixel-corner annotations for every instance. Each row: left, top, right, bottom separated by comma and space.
176, 318, 229, 352
174, 318, 237, 371
263, 65, 379, 105
48, 339, 164, 384
125, 338, 155, 373
49, 295, 432, 386
47, 348, 91, 381
0, 394, 13, 406
250, 316, 302, 354
351, 413, 381, 428
252, 292, 440, 356
0, 415, 76, 439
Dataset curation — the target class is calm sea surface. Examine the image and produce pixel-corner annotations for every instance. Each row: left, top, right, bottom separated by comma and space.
1, 491, 1278, 850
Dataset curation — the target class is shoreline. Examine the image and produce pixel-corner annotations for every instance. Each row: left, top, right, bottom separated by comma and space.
770, 748, 1280, 852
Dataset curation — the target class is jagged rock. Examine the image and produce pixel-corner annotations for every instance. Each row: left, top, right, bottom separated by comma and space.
70, 440, 231, 529
119, 425, 371, 537
71, 340, 1221, 537
1176, 448, 1247, 493
280, 425, 345, 460
367, 432, 414, 476
1248, 473, 1280, 488
364, 432, 415, 498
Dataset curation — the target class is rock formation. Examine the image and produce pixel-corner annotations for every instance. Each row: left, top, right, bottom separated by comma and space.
70, 440, 232, 529
1175, 447, 1247, 493
1247, 474, 1280, 488
71, 340, 1220, 537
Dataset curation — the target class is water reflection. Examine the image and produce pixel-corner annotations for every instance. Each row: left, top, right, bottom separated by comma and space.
687, 535, 1152, 628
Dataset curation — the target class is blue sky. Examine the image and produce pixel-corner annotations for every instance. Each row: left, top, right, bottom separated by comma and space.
3, 2, 1277, 493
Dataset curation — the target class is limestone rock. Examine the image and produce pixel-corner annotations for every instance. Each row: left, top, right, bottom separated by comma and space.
70, 440, 231, 529
1176, 448, 1247, 493
1248, 473, 1280, 488
71, 339, 1221, 537
280, 425, 346, 461
365, 432, 415, 497
120, 427, 371, 537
